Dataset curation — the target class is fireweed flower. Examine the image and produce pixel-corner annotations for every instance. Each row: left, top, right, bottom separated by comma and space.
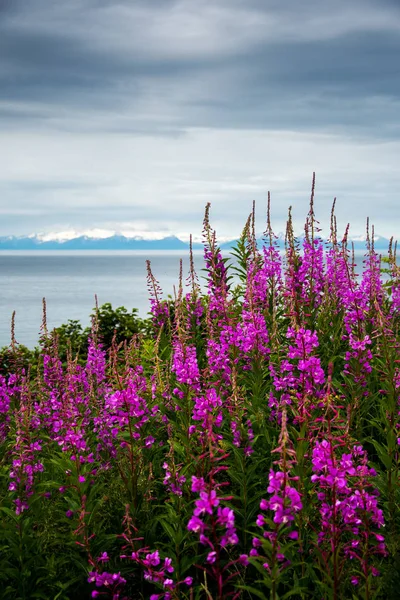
244, 242, 283, 310
297, 236, 325, 309
251, 409, 301, 579
231, 420, 241, 447
87, 570, 126, 600
162, 460, 186, 497
203, 241, 229, 323
86, 336, 107, 387
230, 418, 255, 456
311, 440, 386, 583
343, 333, 373, 388
194, 489, 220, 516
332, 244, 378, 392
325, 243, 351, 305
34, 352, 64, 432
185, 293, 204, 330
269, 327, 325, 417
207, 311, 269, 383
121, 548, 176, 599
105, 370, 149, 428
192, 388, 223, 433
202, 206, 238, 388
359, 247, 384, 311
388, 258, 400, 317
187, 474, 240, 590
33, 348, 98, 487
95, 365, 150, 458
0, 373, 21, 443
206, 336, 232, 385
147, 259, 170, 328
172, 341, 201, 393
252, 469, 302, 563
191, 476, 206, 492
9, 380, 44, 514
3, 202, 400, 598
97, 552, 109, 562
236, 309, 270, 360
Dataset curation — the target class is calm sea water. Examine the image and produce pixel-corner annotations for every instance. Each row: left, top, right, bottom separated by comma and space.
0, 250, 372, 349
0, 251, 205, 348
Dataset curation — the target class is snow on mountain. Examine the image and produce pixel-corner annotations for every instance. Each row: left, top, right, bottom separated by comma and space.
0, 233, 190, 250
32, 229, 236, 245
0, 228, 238, 249
34, 229, 113, 242
0, 228, 394, 251
33, 228, 181, 243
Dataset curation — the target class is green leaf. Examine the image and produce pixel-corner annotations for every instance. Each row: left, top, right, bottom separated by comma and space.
235, 585, 269, 599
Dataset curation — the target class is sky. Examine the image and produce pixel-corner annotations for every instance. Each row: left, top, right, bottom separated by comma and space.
0, 0, 400, 240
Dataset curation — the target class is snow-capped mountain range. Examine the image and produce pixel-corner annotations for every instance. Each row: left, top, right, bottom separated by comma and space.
0, 229, 395, 251
0, 232, 196, 251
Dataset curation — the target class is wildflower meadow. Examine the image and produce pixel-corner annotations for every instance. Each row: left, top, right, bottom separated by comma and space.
1, 182, 400, 600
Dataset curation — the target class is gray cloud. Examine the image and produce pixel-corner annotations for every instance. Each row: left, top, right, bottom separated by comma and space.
0, 0, 399, 237
1, 0, 399, 134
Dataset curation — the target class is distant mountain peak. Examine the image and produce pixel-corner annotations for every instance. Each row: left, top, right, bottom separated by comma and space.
0, 232, 200, 251
33, 228, 177, 243
0, 229, 394, 251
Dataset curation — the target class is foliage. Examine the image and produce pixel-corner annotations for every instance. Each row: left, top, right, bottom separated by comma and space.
1, 193, 400, 599
1, 303, 153, 373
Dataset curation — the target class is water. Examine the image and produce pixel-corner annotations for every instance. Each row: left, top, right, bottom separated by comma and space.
0, 251, 205, 349
0, 249, 374, 349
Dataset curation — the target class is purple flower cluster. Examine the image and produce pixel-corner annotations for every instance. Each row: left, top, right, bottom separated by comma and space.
9, 383, 44, 514
188, 476, 239, 563
192, 388, 223, 433
260, 470, 302, 526
270, 327, 325, 414
251, 469, 302, 567
360, 251, 384, 311
1, 201, 396, 598
237, 309, 269, 359
162, 460, 186, 497
344, 333, 373, 387
246, 243, 282, 308
9, 439, 44, 514
97, 366, 149, 455
88, 570, 126, 599
147, 260, 170, 327
34, 349, 98, 473
206, 336, 232, 385
86, 336, 108, 390
172, 342, 201, 392
298, 237, 325, 308
0, 373, 20, 442
185, 293, 203, 329
325, 245, 350, 304
311, 440, 386, 579
204, 246, 228, 300
206, 311, 270, 385
120, 548, 193, 600
231, 418, 254, 456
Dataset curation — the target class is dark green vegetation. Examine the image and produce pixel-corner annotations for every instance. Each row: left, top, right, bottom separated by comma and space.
0, 302, 152, 376
1, 200, 400, 600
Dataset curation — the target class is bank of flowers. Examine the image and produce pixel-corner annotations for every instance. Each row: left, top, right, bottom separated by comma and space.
1, 190, 399, 599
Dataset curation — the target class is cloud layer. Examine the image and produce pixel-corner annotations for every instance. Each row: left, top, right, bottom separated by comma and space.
1, 0, 399, 238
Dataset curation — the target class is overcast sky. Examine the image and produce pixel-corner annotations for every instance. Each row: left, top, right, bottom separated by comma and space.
1, 0, 400, 240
